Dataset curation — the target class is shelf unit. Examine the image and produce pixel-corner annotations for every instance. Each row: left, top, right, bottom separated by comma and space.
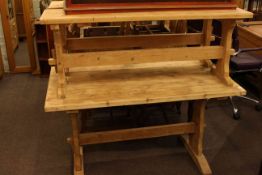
35, 22, 54, 75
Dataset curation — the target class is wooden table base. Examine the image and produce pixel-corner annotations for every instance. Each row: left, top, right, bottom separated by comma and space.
67, 99, 211, 175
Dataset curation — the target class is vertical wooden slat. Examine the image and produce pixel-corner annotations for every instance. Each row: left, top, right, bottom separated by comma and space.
202, 19, 214, 68
215, 19, 236, 85
52, 25, 66, 98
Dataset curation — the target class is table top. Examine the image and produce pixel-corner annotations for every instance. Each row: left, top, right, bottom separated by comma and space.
45, 61, 246, 112
40, 1, 252, 24
48, 1, 64, 9
238, 21, 262, 39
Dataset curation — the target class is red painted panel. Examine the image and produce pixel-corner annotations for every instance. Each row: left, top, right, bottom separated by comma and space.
64, 0, 237, 14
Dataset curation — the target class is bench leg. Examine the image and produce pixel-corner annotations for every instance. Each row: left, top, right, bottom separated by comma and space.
70, 111, 84, 175
181, 100, 212, 175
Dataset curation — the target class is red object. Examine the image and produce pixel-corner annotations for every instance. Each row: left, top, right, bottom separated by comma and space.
64, 0, 237, 14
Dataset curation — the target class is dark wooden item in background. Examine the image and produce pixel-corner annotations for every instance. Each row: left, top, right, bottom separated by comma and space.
35, 23, 54, 75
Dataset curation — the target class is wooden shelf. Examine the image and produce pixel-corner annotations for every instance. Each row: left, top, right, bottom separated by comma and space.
36, 39, 48, 43
45, 61, 245, 112
35, 23, 54, 75
40, 7, 252, 24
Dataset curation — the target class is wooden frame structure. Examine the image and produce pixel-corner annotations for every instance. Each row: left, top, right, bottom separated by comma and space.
0, 0, 37, 73
41, 2, 252, 175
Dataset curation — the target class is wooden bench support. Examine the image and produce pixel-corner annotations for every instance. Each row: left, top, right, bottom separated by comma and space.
67, 100, 211, 175
67, 122, 196, 145
69, 111, 84, 175
181, 136, 212, 175
181, 100, 212, 175
74, 146, 84, 175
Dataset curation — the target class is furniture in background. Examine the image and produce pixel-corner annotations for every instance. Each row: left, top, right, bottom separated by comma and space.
35, 22, 54, 75
35, 0, 54, 75
246, 0, 262, 20
189, 20, 262, 119
238, 21, 262, 49
229, 21, 262, 119
41, 2, 252, 175
230, 48, 262, 118
0, 0, 37, 73
0, 46, 4, 79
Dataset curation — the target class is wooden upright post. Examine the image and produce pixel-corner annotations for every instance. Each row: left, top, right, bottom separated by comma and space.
51, 25, 66, 98
202, 19, 214, 68
215, 20, 236, 85
69, 111, 84, 175
182, 100, 212, 175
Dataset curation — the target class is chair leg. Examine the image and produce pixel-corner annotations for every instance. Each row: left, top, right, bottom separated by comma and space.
229, 97, 241, 120
237, 96, 260, 104
235, 96, 262, 111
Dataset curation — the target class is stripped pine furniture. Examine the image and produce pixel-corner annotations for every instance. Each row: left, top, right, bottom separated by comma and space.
41, 1, 252, 175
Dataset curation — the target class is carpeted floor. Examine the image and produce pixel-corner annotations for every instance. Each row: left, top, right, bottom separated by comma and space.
0, 73, 261, 175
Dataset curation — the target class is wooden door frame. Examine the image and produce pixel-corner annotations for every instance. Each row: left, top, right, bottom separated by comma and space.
0, 45, 4, 78
22, 0, 37, 73
0, 0, 37, 73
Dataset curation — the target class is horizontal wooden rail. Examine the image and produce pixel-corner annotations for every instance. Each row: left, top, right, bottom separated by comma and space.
62, 46, 224, 68
67, 122, 195, 145
66, 33, 204, 51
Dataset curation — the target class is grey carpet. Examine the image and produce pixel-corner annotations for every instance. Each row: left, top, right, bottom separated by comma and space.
0, 73, 261, 175
14, 40, 30, 67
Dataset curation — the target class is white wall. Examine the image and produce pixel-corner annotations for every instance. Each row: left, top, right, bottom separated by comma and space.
0, 14, 9, 72
33, 0, 52, 19
33, 0, 41, 19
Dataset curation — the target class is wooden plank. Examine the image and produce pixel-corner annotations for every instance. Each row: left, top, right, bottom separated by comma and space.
45, 62, 246, 112
63, 46, 224, 68
66, 33, 204, 51
40, 8, 253, 24
68, 122, 196, 145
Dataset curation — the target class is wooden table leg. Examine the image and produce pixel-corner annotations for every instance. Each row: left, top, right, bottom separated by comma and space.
69, 111, 84, 175
181, 100, 212, 175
